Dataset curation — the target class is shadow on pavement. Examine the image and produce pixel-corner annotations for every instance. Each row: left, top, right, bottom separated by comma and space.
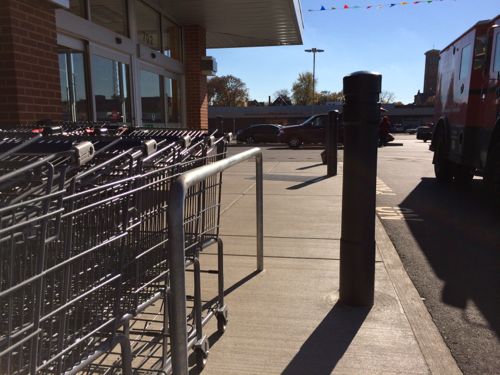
282, 303, 370, 375
401, 178, 500, 337
202, 269, 261, 312
296, 163, 325, 170
384, 142, 403, 147
266, 146, 326, 151
286, 176, 330, 190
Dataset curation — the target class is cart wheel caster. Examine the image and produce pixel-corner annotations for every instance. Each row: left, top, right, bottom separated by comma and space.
195, 335, 209, 371
216, 306, 228, 333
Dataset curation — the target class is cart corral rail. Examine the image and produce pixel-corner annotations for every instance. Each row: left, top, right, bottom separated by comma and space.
0, 124, 262, 374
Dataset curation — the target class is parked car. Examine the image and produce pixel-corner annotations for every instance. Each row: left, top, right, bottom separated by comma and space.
416, 125, 433, 142
236, 124, 283, 144
278, 114, 330, 148
391, 123, 405, 133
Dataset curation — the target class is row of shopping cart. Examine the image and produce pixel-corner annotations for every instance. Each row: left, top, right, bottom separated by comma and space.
0, 124, 231, 374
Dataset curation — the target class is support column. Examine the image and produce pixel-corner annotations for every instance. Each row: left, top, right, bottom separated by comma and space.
183, 25, 208, 130
0, 0, 62, 125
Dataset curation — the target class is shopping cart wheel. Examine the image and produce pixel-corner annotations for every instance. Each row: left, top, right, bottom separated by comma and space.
195, 335, 210, 371
216, 306, 228, 333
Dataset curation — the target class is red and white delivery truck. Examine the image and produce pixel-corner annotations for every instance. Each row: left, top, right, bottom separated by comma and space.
431, 15, 500, 192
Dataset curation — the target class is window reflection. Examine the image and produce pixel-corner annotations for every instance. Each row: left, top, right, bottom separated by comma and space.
136, 0, 161, 51
59, 54, 70, 120
90, 0, 128, 36
92, 55, 131, 124
140, 70, 164, 125
459, 44, 473, 80
494, 34, 500, 72
165, 77, 181, 124
162, 17, 182, 61
58, 48, 89, 121
69, 0, 86, 18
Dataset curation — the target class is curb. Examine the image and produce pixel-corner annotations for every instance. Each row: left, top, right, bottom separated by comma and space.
375, 217, 462, 375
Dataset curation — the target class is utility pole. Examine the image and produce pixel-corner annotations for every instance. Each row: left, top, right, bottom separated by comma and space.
305, 48, 324, 104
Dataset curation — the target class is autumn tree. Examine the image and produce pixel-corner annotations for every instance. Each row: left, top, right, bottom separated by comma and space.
291, 72, 315, 105
208, 75, 249, 107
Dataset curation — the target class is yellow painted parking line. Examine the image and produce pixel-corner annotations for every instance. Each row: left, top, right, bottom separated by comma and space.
376, 178, 396, 195
376, 206, 424, 222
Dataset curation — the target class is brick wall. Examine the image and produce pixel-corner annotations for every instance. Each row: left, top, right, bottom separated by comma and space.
183, 25, 208, 129
0, 0, 61, 125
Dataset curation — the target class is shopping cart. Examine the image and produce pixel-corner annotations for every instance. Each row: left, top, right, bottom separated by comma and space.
0, 125, 233, 374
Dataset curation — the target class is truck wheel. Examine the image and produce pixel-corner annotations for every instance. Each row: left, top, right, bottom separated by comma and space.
288, 136, 302, 149
434, 137, 453, 182
484, 141, 500, 194
246, 136, 256, 144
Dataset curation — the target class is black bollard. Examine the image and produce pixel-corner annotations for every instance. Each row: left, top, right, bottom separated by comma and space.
339, 71, 381, 307
216, 116, 224, 137
326, 110, 339, 176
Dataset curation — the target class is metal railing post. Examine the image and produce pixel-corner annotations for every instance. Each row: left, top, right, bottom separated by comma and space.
256, 152, 264, 271
168, 147, 264, 374
326, 110, 339, 176
167, 182, 189, 375
339, 71, 381, 307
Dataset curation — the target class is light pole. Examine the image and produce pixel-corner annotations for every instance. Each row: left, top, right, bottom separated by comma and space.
305, 48, 324, 104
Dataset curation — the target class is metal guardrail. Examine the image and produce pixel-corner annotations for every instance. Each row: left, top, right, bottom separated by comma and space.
167, 147, 264, 374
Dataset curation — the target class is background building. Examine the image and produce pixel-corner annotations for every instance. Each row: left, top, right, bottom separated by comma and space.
0, 0, 303, 128
414, 49, 440, 105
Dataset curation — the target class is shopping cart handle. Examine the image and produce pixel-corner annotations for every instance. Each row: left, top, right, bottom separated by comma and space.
142, 139, 157, 156
182, 135, 191, 148
206, 135, 215, 147
72, 141, 94, 166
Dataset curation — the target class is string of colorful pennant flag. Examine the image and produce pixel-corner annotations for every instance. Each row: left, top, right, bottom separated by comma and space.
308, 0, 456, 12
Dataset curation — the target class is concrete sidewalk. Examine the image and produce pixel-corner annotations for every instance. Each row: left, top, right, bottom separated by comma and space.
195, 159, 461, 374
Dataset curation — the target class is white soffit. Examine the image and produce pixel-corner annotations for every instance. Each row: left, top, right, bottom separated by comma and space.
161, 0, 304, 48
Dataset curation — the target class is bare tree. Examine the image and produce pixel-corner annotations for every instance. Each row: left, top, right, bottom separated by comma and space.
380, 90, 396, 104
208, 75, 249, 107
274, 89, 291, 101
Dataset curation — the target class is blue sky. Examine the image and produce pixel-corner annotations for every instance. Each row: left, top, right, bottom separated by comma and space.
208, 0, 499, 104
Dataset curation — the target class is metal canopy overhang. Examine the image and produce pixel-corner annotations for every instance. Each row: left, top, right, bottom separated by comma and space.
160, 0, 304, 48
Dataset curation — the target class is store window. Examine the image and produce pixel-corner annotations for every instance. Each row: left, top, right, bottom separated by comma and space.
90, 0, 129, 37
69, 0, 86, 18
136, 0, 161, 51
58, 48, 89, 122
92, 55, 131, 123
165, 77, 181, 124
140, 70, 164, 125
162, 17, 182, 61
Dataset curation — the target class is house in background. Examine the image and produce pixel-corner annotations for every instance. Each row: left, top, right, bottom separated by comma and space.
0, 0, 303, 128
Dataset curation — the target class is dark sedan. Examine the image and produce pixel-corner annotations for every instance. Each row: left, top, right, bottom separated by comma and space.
416, 125, 433, 142
236, 124, 283, 144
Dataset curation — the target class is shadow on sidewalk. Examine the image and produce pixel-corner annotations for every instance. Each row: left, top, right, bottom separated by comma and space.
287, 176, 330, 190
282, 303, 370, 375
296, 163, 325, 170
